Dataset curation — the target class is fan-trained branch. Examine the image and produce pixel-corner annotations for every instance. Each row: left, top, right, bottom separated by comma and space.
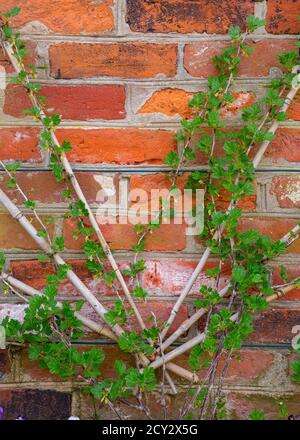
150, 280, 298, 370
1, 272, 117, 341
160, 71, 300, 340
159, 219, 300, 352
1, 38, 146, 334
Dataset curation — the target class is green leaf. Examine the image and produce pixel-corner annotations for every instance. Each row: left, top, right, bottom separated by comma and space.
4, 6, 21, 18
246, 16, 266, 32
24, 199, 36, 210
249, 409, 266, 420
132, 286, 149, 300
164, 151, 180, 169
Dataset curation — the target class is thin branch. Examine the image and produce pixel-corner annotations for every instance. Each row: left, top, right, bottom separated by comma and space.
149, 279, 299, 371
160, 73, 300, 340
1, 37, 147, 335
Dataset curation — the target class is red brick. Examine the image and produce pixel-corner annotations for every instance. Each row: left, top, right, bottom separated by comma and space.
10, 258, 231, 298
219, 350, 274, 383
0, 128, 41, 162
11, 259, 137, 299
49, 43, 177, 79
129, 173, 188, 213
4, 84, 126, 120
140, 260, 231, 296
228, 392, 300, 420
0, 214, 54, 250
56, 128, 176, 164
0, 41, 36, 74
0, 0, 114, 34
248, 308, 300, 344
184, 40, 297, 77
270, 176, 300, 209
80, 300, 188, 336
126, 0, 253, 34
238, 217, 300, 253
0, 389, 71, 420
272, 264, 300, 300
217, 185, 257, 212
288, 91, 300, 120
3, 171, 117, 204
266, 0, 300, 34
64, 218, 186, 251
11, 260, 55, 291
264, 128, 300, 162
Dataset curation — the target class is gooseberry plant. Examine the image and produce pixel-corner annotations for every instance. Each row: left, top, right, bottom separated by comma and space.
0, 7, 300, 420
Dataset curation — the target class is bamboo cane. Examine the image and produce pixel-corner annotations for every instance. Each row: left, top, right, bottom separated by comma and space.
160, 219, 300, 352
1, 272, 117, 341
1, 38, 146, 334
150, 281, 298, 370
0, 187, 127, 338
0, 269, 198, 384
160, 69, 300, 340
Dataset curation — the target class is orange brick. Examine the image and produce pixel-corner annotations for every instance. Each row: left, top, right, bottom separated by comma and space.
64, 218, 186, 251
49, 43, 177, 79
56, 128, 176, 164
0, 0, 114, 34
266, 0, 300, 34
0, 128, 41, 162
0, 214, 54, 250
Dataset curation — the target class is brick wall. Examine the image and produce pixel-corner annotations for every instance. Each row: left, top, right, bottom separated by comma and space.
0, 0, 300, 419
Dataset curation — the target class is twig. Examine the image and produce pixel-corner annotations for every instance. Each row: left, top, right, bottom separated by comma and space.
1, 37, 147, 336
160, 71, 300, 340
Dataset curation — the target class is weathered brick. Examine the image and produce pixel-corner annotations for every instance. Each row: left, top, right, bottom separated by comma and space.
10, 259, 132, 298
130, 173, 256, 213
0, 0, 114, 34
138, 88, 193, 118
140, 260, 231, 296
228, 392, 300, 420
0, 214, 54, 250
0, 41, 36, 73
266, 0, 300, 34
198, 307, 299, 345
287, 91, 300, 120
10, 258, 231, 298
64, 218, 186, 251
137, 88, 255, 119
4, 84, 126, 120
184, 40, 297, 77
11, 260, 55, 291
238, 217, 300, 253
3, 171, 117, 205
56, 128, 176, 164
270, 176, 300, 209
0, 128, 41, 162
80, 300, 188, 336
248, 308, 300, 344
49, 43, 177, 79
126, 0, 254, 34
0, 388, 71, 420
272, 264, 300, 300
264, 128, 300, 162
20, 349, 68, 383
